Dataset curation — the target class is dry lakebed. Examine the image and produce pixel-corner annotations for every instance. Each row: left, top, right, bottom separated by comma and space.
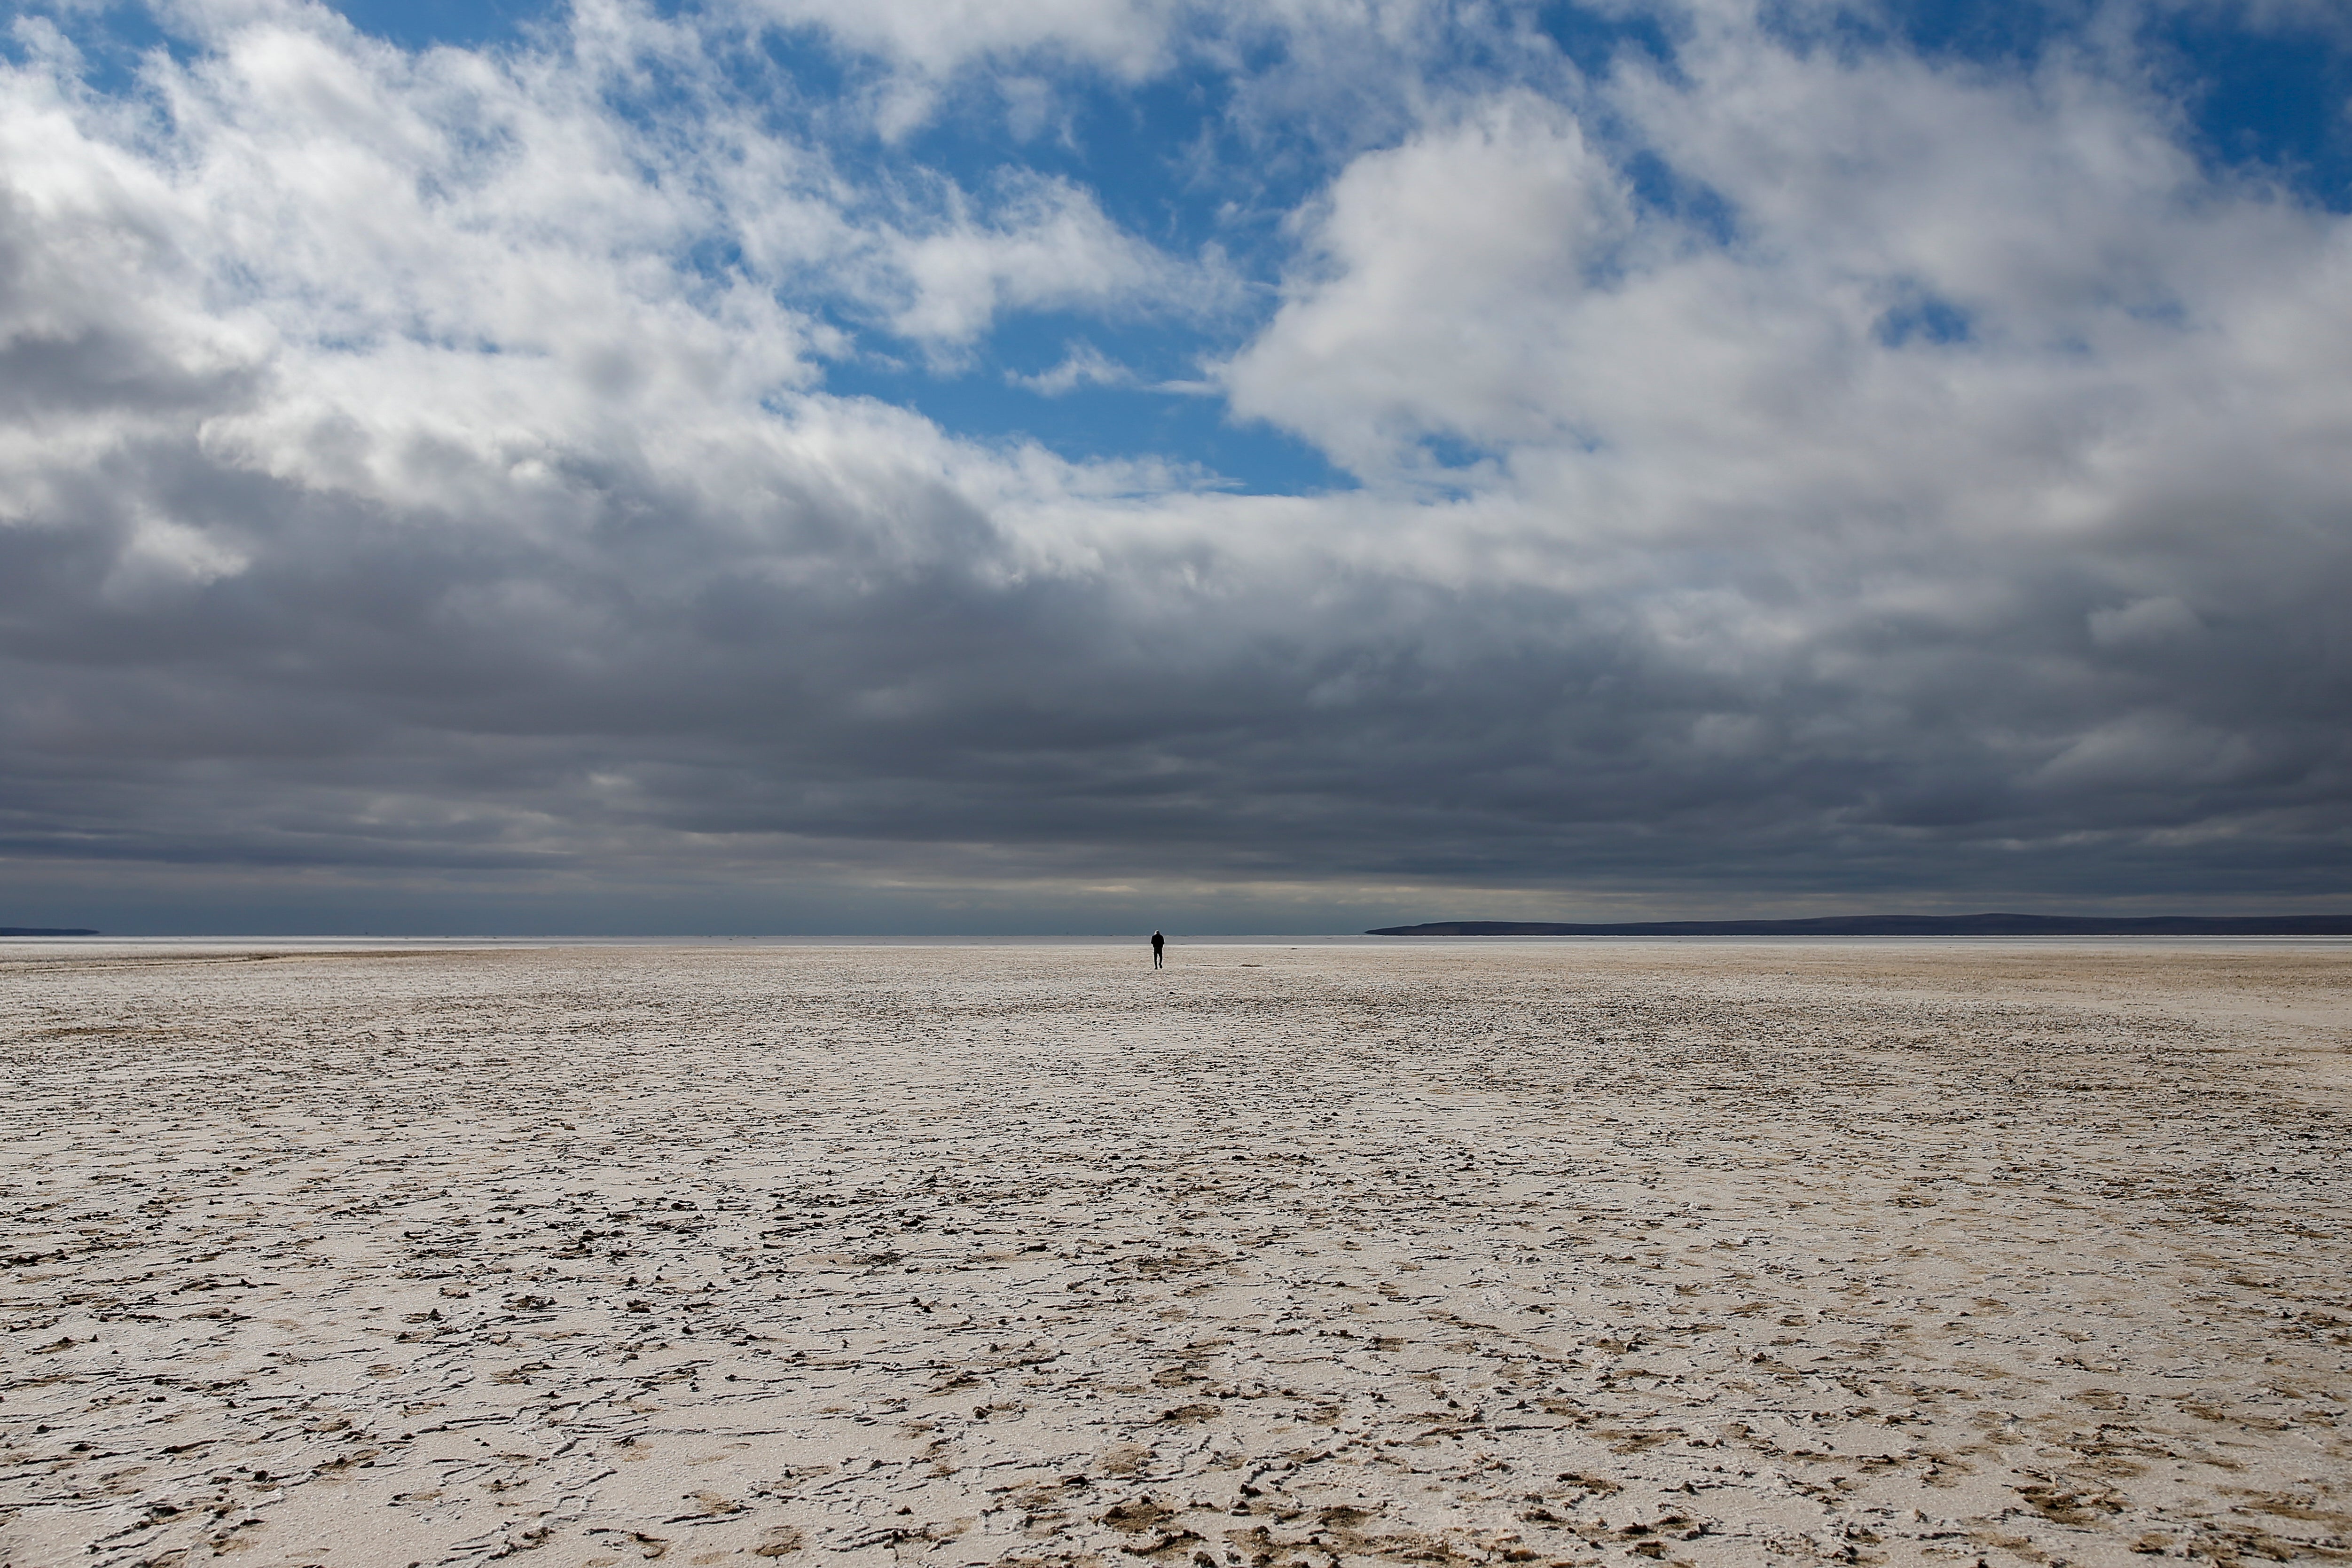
1, 940, 2346, 1568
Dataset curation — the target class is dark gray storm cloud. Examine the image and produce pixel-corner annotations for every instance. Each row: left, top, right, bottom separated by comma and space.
2, 0, 2348, 930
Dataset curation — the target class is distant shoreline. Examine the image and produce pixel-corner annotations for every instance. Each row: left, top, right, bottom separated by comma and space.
1368, 913, 2352, 937
0, 927, 99, 937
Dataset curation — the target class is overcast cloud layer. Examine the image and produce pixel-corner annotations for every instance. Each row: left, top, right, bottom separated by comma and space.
2, 0, 2348, 932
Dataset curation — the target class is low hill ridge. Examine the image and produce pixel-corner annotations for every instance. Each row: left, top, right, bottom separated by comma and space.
1367, 913, 2352, 937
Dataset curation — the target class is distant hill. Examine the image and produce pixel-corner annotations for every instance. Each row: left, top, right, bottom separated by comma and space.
1367, 913, 2352, 937
0, 927, 99, 937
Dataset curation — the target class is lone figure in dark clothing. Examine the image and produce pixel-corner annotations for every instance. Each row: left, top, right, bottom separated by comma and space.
1150, 930, 1165, 969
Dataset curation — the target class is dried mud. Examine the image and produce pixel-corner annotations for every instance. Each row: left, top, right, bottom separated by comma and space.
1, 941, 2346, 1568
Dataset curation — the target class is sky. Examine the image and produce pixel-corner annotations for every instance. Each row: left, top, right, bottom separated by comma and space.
2, 0, 2349, 934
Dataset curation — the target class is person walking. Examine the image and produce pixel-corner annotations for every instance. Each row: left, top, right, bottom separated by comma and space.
1150, 930, 1165, 969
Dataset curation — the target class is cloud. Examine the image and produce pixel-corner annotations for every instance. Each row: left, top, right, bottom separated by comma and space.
1009, 341, 1137, 394
1, 0, 2348, 929
1223, 93, 1636, 478
729, 0, 1188, 82
1212, 6, 2352, 874
2088, 596, 2203, 649
878, 174, 1213, 349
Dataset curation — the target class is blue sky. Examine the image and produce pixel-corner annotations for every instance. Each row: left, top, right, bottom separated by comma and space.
2, 0, 2349, 931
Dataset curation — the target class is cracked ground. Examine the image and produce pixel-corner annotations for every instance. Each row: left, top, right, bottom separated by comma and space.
1, 940, 2347, 1568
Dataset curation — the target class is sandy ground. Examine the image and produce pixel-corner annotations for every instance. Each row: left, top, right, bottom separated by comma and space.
0, 940, 2347, 1568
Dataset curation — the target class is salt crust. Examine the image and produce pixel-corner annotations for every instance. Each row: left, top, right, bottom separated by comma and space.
1, 941, 2346, 1567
